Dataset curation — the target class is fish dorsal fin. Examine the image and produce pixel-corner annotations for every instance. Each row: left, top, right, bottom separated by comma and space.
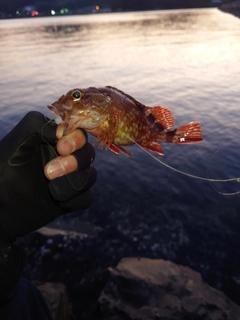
145, 106, 175, 130
105, 86, 146, 110
105, 86, 174, 129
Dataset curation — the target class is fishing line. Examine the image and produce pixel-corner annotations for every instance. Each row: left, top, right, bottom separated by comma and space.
41, 120, 240, 195
41, 118, 92, 191
41, 118, 59, 158
124, 133, 240, 185
207, 149, 240, 196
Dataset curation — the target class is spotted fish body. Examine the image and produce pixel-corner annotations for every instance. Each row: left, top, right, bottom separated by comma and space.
48, 86, 202, 156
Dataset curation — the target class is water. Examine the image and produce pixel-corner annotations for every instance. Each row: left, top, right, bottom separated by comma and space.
1, 8, 240, 299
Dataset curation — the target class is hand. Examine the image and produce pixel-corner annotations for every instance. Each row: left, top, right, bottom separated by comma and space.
0, 111, 97, 305
0, 111, 97, 244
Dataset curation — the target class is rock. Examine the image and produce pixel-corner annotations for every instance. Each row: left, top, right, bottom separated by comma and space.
17, 227, 92, 283
17, 227, 240, 319
99, 257, 240, 320
36, 282, 71, 320
219, 0, 240, 18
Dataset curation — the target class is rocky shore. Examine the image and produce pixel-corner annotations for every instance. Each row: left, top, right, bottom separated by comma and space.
219, 0, 240, 18
17, 224, 240, 320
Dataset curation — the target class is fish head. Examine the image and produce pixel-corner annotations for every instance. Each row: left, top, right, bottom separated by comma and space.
48, 87, 111, 134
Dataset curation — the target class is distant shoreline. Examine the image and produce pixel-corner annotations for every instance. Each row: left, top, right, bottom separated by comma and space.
219, 0, 240, 18
0, 5, 220, 20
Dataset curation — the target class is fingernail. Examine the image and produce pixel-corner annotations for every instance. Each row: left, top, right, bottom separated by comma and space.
59, 138, 76, 154
46, 159, 65, 179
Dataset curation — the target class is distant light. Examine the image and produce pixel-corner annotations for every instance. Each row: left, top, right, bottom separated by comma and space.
95, 5, 100, 11
16, 10, 20, 15
31, 10, 39, 17
59, 8, 68, 14
51, 10, 55, 15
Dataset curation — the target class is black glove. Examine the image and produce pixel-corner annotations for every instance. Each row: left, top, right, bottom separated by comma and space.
0, 111, 97, 243
0, 111, 97, 305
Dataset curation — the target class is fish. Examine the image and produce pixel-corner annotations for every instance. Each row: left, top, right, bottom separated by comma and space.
48, 86, 202, 156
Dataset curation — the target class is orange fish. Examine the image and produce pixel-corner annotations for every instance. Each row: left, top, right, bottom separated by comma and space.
48, 86, 202, 156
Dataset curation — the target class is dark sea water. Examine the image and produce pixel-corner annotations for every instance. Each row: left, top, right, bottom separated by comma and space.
1, 8, 240, 301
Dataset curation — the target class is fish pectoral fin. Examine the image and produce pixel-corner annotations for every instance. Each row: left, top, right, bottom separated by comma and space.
109, 144, 132, 157
145, 106, 175, 130
96, 111, 119, 150
142, 142, 164, 156
96, 130, 114, 149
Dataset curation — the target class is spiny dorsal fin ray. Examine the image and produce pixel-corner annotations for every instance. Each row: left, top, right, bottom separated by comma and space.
105, 86, 147, 110
144, 106, 175, 130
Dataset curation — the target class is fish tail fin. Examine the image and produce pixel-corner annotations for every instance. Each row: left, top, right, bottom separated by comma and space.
168, 121, 202, 144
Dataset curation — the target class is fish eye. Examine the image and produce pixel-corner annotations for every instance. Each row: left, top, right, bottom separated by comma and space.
72, 90, 81, 100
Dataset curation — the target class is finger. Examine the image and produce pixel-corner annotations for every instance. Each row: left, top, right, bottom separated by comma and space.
56, 123, 65, 139
44, 155, 78, 180
56, 129, 87, 156
73, 142, 95, 170
60, 189, 95, 210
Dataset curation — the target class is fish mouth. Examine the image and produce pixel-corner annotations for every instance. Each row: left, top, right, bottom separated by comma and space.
48, 104, 65, 121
